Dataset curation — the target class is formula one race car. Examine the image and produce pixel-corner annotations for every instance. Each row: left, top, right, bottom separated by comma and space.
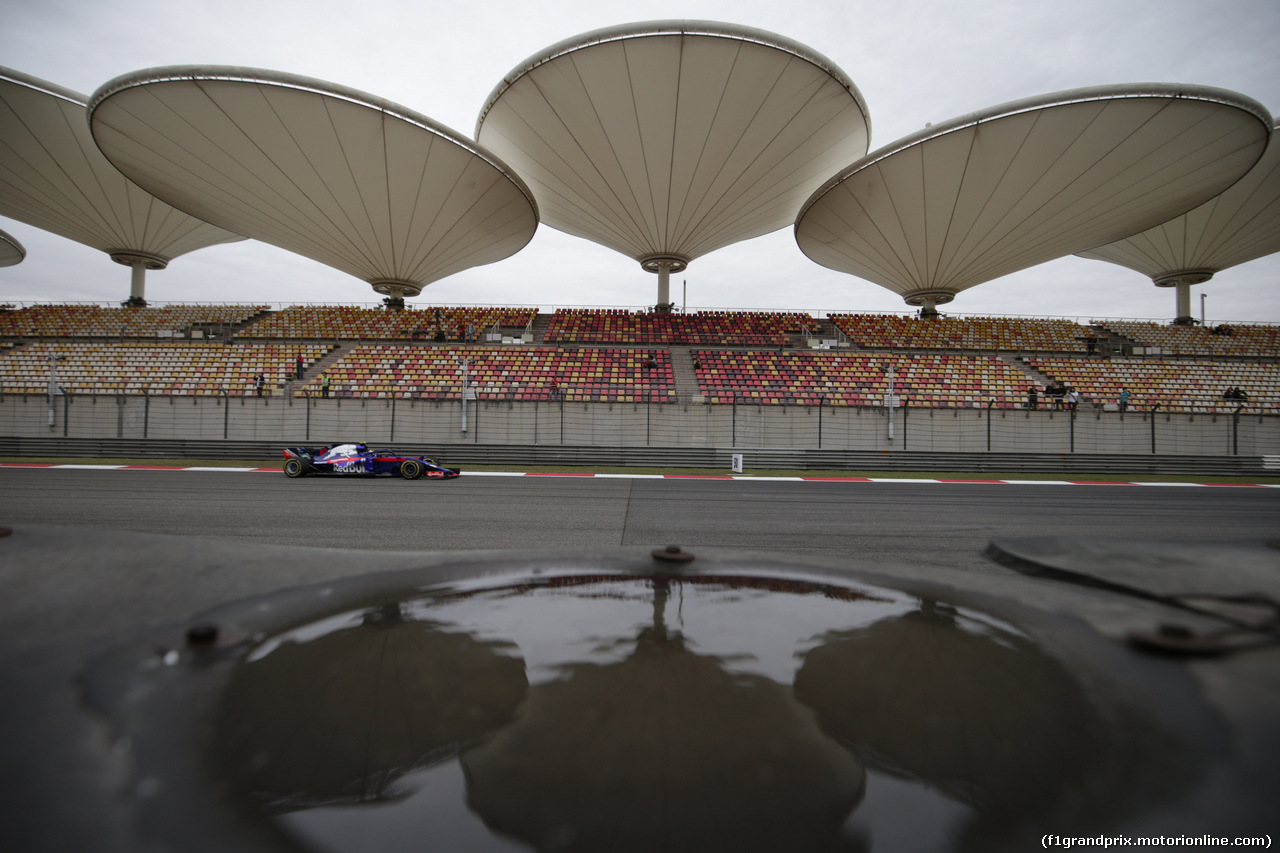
282, 444, 460, 479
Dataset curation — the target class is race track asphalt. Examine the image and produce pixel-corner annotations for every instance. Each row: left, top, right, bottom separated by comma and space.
2, 467, 1276, 575
2, 467, 1279, 852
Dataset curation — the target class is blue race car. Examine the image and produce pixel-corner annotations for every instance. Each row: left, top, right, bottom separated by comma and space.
282, 444, 460, 480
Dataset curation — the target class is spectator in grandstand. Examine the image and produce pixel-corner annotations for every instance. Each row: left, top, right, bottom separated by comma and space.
321, 374, 330, 398
295, 354, 304, 379
1067, 387, 1079, 411
642, 353, 657, 371
255, 373, 265, 397
466, 322, 476, 343
1046, 381, 1066, 410
1118, 388, 1131, 412
1085, 334, 1098, 355
1026, 386, 1038, 409
1223, 386, 1249, 402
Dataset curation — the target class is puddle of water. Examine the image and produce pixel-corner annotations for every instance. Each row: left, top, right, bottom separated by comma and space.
211, 573, 1160, 852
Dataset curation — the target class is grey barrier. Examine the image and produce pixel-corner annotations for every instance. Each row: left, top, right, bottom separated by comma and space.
1, 391, 1277, 458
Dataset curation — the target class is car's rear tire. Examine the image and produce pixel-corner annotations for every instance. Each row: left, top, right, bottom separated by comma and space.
283, 458, 306, 478
400, 459, 424, 480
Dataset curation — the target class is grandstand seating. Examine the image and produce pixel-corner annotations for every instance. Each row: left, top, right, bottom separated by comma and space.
1, 303, 1277, 412
828, 314, 1092, 352
1096, 322, 1280, 358
692, 350, 1030, 408
304, 345, 676, 402
0, 304, 268, 338
545, 309, 813, 346
1029, 357, 1280, 414
242, 305, 537, 340
0, 341, 333, 396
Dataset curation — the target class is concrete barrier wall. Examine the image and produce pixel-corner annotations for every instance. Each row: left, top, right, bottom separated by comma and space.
3, 393, 1278, 456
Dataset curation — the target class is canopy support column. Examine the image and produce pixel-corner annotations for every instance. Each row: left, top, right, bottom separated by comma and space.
640, 254, 688, 314
371, 280, 424, 312
903, 289, 952, 320
1174, 281, 1193, 325
1154, 270, 1214, 326
111, 251, 167, 308
128, 260, 147, 307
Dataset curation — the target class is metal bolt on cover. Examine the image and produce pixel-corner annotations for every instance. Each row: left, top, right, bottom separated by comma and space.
185, 622, 219, 647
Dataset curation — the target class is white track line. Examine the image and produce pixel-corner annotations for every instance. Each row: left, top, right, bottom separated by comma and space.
2, 463, 1277, 487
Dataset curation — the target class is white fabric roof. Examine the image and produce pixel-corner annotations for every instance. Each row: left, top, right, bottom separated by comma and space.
475, 21, 871, 272
88, 67, 538, 297
0, 67, 244, 271
1076, 122, 1280, 285
0, 228, 24, 267
795, 84, 1273, 308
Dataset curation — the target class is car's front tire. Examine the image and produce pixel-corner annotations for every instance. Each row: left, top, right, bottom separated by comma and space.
400, 459, 424, 480
283, 458, 307, 478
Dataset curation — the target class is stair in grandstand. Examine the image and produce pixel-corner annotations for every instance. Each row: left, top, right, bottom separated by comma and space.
1087, 324, 1139, 357
527, 311, 553, 345
218, 307, 276, 339
1002, 354, 1054, 390
667, 346, 702, 402
288, 342, 356, 394
796, 316, 847, 349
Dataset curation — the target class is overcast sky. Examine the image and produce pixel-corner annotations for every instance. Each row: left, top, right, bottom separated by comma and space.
2, 0, 1278, 323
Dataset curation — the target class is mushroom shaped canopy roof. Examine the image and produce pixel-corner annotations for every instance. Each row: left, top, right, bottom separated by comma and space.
475, 20, 871, 271
795, 84, 1273, 307
88, 66, 538, 296
1076, 122, 1280, 286
0, 67, 244, 271
0, 228, 24, 267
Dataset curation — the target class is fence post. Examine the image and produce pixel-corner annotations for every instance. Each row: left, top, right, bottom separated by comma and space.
1150, 403, 1160, 454
390, 396, 396, 443
986, 399, 995, 452
902, 401, 908, 451
143, 390, 149, 439
223, 388, 230, 439
63, 393, 69, 437
1069, 405, 1075, 453
304, 391, 311, 441
1233, 405, 1243, 455
818, 394, 825, 449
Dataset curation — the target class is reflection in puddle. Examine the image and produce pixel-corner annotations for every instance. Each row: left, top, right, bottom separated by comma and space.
794, 601, 1111, 850
460, 578, 866, 853
216, 603, 528, 810
213, 573, 1158, 852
